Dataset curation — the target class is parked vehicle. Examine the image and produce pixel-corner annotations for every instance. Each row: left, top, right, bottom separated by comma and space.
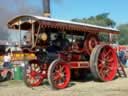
0, 68, 13, 81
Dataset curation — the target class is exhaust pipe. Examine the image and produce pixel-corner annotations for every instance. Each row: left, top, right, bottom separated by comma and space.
43, 0, 51, 17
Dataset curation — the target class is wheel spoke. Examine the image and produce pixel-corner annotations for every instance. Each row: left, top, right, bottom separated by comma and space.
99, 67, 105, 78
53, 73, 60, 81
107, 57, 114, 63
104, 49, 112, 57
98, 58, 103, 63
104, 68, 113, 80
100, 51, 106, 59
58, 65, 62, 71
107, 66, 113, 72
98, 63, 104, 68
60, 66, 64, 72
102, 68, 111, 79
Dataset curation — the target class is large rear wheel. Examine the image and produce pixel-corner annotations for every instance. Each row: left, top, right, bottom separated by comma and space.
90, 45, 118, 81
48, 59, 70, 89
24, 60, 44, 87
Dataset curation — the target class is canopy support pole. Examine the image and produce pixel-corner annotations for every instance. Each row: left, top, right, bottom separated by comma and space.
31, 22, 35, 48
19, 20, 21, 47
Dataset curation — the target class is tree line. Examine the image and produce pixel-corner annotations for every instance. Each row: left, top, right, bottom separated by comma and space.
72, 13, 128, 45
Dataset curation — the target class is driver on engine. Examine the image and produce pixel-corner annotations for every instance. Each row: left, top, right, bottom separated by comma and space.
47, 32, 69, 53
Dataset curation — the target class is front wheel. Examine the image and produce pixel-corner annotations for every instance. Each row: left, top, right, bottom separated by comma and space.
48, 59, 71, 89
24, 60, 44, 87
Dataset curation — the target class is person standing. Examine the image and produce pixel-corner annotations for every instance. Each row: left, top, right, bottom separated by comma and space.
119, 50, 126, 65
3, 52, 11, 68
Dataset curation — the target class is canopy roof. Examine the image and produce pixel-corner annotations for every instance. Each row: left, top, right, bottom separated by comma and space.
8, 15, 119, 34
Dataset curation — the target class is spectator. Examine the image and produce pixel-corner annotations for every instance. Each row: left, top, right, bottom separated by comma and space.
119, 50, 126, 65
3, 52, 11, 68
125, 50, 128, 67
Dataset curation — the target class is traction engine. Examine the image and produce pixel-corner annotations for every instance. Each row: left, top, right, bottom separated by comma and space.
7, 15, 125, 89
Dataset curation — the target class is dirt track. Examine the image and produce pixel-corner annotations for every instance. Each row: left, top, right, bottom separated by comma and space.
0, 68, 128, 96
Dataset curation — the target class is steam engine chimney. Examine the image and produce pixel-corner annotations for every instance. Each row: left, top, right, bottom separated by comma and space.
43, 0, 51, 17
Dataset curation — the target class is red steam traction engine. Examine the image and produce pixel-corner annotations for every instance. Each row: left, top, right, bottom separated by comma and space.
8, 15, 120, 89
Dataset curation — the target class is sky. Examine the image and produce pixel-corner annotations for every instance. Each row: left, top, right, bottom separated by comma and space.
1, 0, 128, 25
1, 0, 128, 41
52, 0, 128, 24
37, 0, 128, 25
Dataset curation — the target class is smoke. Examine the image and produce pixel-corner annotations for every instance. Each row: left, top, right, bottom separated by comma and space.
0, 0, 42, 40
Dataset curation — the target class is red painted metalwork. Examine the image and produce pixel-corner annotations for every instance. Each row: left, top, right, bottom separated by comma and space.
39, 21, 119, 34
57, 50, 90, 69
24, 61, 46, 87
98, 46, 117, 81
48, 59, 70, 89
69, 61, 89, 69
84, 34, 99, 55
90, 45, 118, 81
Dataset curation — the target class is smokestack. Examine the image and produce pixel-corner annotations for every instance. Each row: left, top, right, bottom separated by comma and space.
43, 0, 51, 17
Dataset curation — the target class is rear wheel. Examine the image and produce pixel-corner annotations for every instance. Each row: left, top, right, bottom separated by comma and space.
48, 59, 70, 89
24, 60, 43, 87
90, 45, 118, 81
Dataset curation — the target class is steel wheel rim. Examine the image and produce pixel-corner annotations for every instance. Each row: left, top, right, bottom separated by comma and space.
26, 62, 42, 86
52, 62, 70, 89
97, 46, 118, 81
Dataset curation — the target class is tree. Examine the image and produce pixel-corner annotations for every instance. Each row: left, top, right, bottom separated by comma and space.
72, 13, 116, 42
72, 13, 116, 28
117, 24, 128, 45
